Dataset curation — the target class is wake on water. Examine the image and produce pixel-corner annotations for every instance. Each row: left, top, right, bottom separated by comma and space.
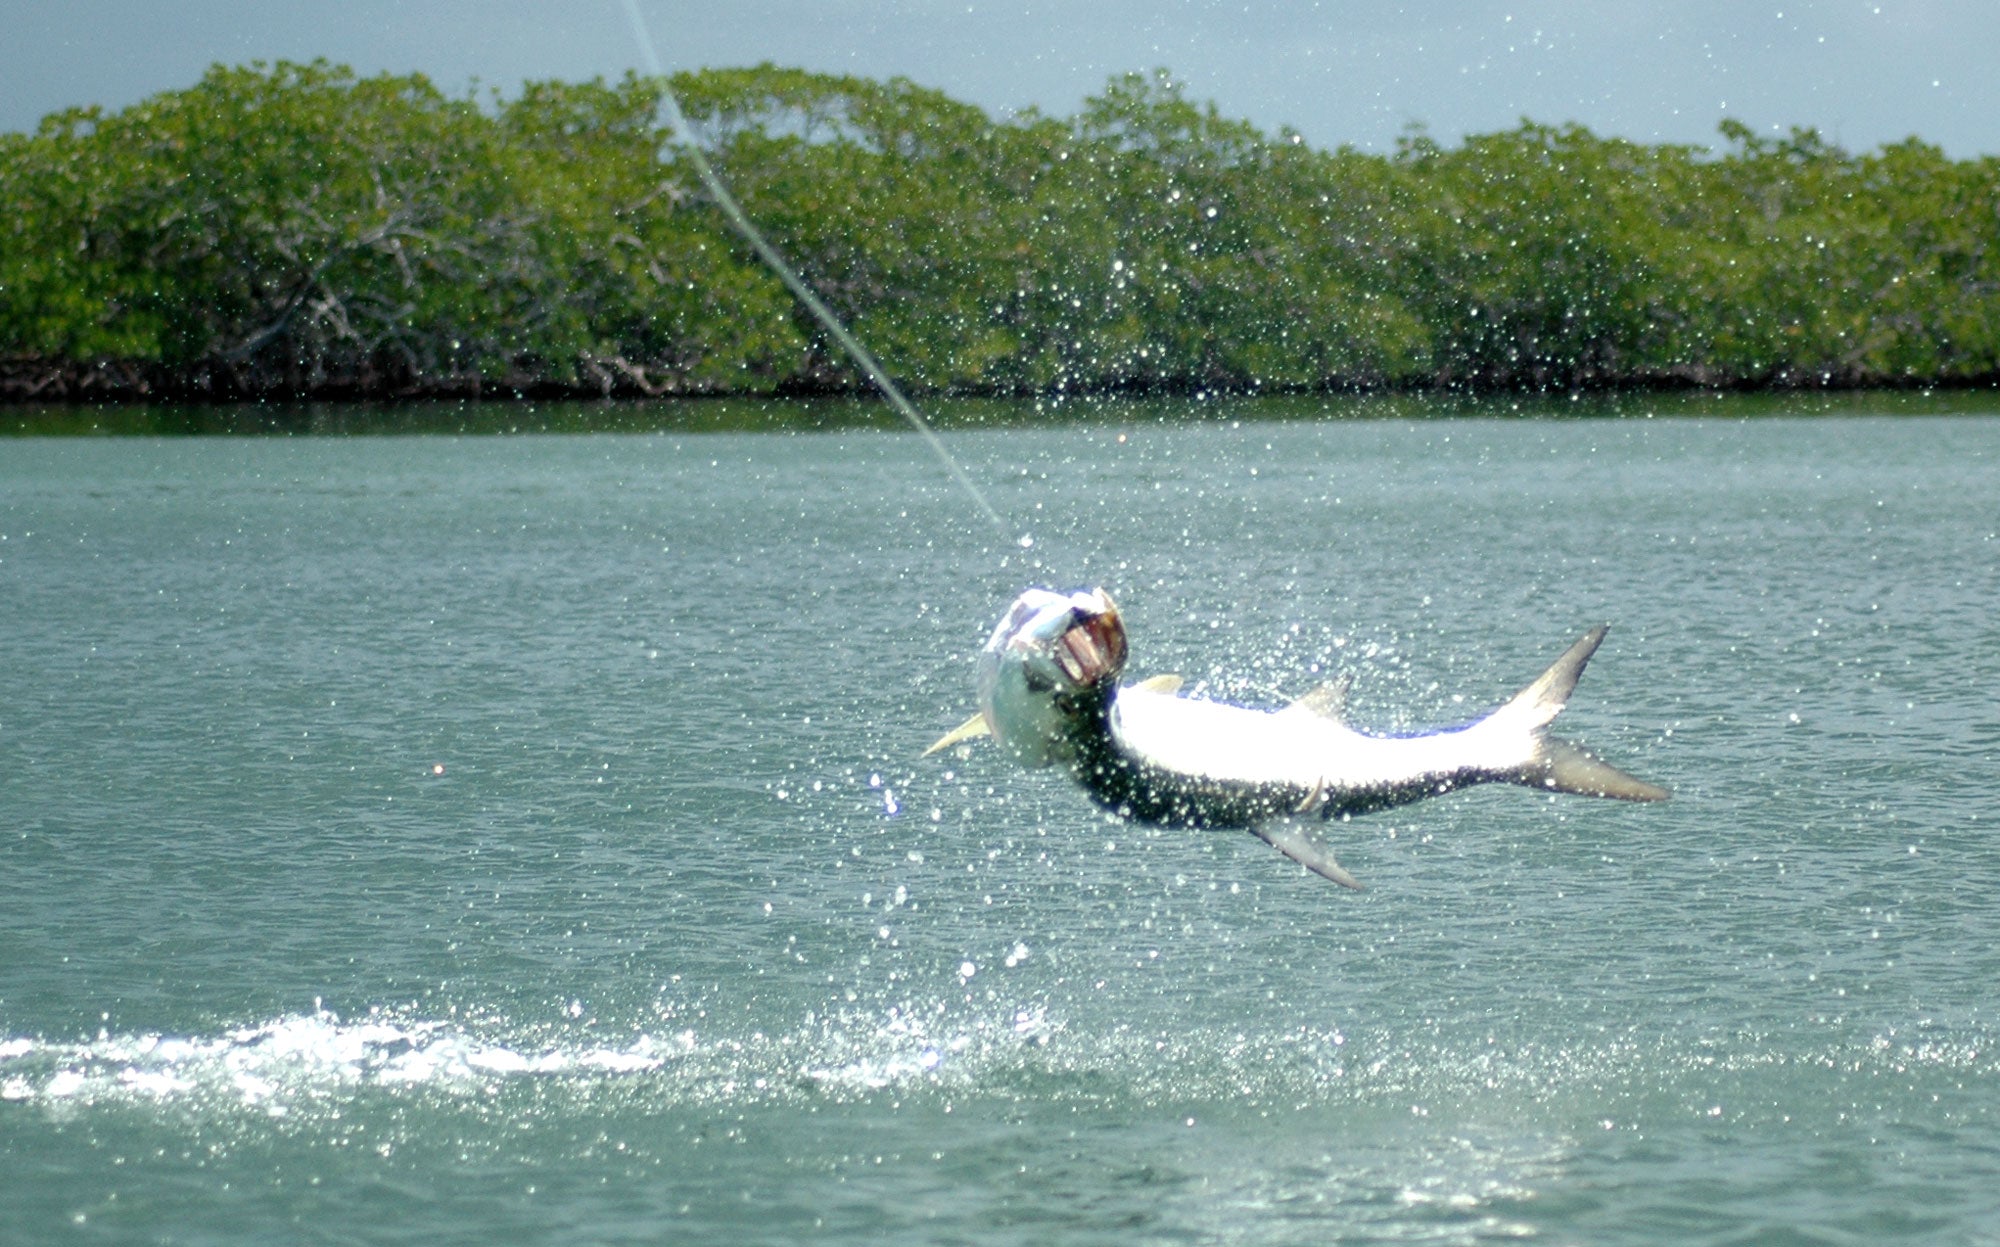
5, 1003, 1983, 1123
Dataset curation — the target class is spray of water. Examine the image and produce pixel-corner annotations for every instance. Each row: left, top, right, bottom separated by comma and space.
618, 1, 1027, 550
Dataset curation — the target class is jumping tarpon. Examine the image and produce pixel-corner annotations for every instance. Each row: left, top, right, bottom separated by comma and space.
927, 588, 1667, 889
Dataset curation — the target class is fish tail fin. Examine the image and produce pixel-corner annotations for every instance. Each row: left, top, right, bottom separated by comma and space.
1481, 625, 1669, 802
1491, 624, 1607, 734
1523, 737, 1670, 802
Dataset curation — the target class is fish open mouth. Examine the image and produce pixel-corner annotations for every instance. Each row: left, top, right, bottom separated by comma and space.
1051, 592, 1127, 687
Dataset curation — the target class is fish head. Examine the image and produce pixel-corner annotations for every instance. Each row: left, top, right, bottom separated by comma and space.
976, 587, 1127, 767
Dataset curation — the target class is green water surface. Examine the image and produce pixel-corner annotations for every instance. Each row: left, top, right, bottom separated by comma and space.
3, 395, 1997, 1244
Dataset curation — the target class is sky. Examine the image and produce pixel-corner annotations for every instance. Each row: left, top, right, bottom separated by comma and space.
4, 0, 1996, 157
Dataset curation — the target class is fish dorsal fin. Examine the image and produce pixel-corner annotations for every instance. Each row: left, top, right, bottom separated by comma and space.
1285, 673, 1354, 721
1128, 674, 1183, 695
921, 712, 990, 757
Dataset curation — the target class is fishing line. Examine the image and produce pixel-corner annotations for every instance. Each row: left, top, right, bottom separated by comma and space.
618, 0, 1029, 551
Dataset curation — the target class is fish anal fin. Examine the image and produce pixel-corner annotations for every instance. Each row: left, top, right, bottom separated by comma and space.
1249, 820, 1364, 890
922, 712, 991, 757
1128, 674, 1184, 695
1286, 673, 1355, 721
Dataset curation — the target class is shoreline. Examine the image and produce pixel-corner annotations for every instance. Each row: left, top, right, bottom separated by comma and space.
6, 361, 1998, 409
8, 383, 1998, 438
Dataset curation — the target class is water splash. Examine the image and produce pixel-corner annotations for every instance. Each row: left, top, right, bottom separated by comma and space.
5, 1004, 1991, 1124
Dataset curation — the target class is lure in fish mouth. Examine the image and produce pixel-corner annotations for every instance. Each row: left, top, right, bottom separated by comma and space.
927, 587, 1668, 889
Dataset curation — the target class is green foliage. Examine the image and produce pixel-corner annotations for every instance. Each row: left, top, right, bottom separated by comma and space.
3, 60, 1997, 399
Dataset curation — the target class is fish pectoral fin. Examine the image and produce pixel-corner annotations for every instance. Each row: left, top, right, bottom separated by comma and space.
1128, 674, 1184, 695
1284, 673, 1354, 722
921, 713, 991, 757
1293, 776, 1327, 815
1249, 820, 1363, 890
